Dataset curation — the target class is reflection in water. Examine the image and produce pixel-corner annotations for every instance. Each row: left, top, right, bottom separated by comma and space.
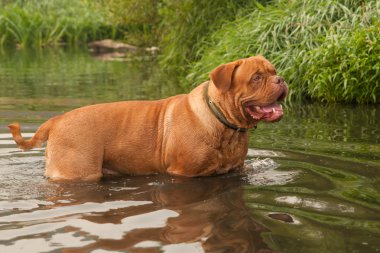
0, 48, 184, 115
0, 171, 279, 253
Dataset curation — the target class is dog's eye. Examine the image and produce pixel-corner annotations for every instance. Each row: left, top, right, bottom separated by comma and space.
251, 74, 262, 82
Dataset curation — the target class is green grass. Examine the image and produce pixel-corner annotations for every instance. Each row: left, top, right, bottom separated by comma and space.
305, 25, 380, 103
0, 0, 378, 103
157, 0, 252, 84
0, 0, 160, 48
86, 0, 160, 46
0, 0, 121, 48
185, 0, 380, 103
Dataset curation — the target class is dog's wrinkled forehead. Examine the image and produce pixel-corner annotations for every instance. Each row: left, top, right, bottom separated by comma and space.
235, 56, 276, 81
209, 55, 278, 93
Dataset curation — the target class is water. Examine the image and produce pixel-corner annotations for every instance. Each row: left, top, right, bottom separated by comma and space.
0, 48, 379, 253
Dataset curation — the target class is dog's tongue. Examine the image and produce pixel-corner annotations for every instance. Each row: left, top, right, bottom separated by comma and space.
260, 103, 282, 113
245, 102, 284, 122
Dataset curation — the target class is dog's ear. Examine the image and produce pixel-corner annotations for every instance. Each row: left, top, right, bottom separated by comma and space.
210, 60, 241, 92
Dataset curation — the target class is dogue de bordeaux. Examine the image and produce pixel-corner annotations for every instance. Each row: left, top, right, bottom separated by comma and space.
9, 55, 288, 181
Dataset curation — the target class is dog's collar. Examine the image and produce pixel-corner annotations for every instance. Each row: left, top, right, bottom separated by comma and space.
203, 82, 248, 132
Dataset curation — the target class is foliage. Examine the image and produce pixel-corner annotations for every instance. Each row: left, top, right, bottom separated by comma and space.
87, 0, 160, 46
186, 0, 380, 103
0, 0, 163, 48
157, 0, 251, 80
0, 0, 379, 103
305, 25, 380, 103
0, 0, 119, 48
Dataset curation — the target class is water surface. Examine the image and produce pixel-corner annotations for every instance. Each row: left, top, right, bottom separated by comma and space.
0, 49, 379, 253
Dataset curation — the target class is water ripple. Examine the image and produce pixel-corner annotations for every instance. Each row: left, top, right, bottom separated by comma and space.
0, 209, 179, 252
0, 200, 152, 223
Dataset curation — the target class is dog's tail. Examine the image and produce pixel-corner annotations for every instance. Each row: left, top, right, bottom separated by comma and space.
8, 119, 54, 150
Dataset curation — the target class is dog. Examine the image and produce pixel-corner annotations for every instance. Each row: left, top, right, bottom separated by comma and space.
8, 55, 288, 181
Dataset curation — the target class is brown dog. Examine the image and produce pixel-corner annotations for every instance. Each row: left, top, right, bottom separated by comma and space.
8, 56, 288, 181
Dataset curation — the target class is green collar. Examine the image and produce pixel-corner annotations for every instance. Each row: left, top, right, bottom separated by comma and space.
203, 82, 248, 132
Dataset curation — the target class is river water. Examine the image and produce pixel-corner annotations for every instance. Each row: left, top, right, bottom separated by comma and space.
0, 49, 379, 253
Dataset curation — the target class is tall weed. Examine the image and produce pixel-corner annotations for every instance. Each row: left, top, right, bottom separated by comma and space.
86, 0, 160, 46
158, 0, 250, 81
305, 25, 380, 103
187, 0, 380, 103
0, 0, 118, 48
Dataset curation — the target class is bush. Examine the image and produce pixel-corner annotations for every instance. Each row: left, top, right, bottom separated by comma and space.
0, 0, 121, 48
158, 0, 251, 80
88, 0, 160, 46
186, 0, 380, 103
1, 0, 379, 103
305, 25, 380, 103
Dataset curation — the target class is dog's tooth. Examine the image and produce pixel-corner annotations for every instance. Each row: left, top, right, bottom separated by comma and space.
280, 104, 283, 110
272, 108, 275, 113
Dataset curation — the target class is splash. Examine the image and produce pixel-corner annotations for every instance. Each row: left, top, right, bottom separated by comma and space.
244, 158, 299, 186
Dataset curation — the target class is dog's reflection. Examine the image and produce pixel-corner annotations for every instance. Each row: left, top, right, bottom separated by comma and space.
50, 174, 278, 253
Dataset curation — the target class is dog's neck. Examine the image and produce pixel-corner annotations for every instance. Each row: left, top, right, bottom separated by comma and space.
204, 82, 249, 132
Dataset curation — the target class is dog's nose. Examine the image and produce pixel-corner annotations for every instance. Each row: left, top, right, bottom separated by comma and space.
276, 76, 285, 84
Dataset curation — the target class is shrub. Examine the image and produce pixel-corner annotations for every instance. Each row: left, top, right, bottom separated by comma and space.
186, 0, 380, 103
158, 0, 251, 80
304, 25, 380, 103
0, 0, 119, 48
87, 0, 160, 46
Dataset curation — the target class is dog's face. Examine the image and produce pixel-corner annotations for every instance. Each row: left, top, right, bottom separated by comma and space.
210, 56, 288, 127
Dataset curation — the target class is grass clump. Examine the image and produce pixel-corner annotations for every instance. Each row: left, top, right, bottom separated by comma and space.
88, 0, 160, 46
305, 25, 380, 103
0, 0, 120, 48
1, 0, 379, 103
158, 0, 251, 81
186, 0, 380, 103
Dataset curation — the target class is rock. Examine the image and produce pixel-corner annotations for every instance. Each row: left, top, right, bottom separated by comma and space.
88, 39, 138, 53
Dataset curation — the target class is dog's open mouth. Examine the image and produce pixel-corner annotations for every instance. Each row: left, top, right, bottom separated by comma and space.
245, 102, 284, 122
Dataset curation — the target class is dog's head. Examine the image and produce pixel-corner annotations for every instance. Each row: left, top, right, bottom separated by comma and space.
209, 55, 288, 128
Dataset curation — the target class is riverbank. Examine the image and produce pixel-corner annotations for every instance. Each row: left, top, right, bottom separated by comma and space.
183, 0, 380, 104
0, 0, 379, 103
